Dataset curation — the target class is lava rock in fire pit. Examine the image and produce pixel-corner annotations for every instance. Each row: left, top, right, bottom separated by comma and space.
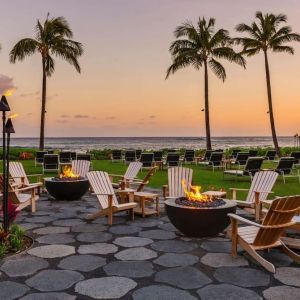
175, 197, 226, 208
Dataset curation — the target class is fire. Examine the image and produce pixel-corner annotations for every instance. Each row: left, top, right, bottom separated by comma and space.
4, 89, 14, 97
182, 179, 212, 202
8, 113, 18, 119
60, 166, 79, 179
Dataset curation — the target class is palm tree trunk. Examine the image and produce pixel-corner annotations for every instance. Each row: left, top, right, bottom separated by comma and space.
39, 58, 47, 150
263, 50, 280, 156
204, 60, 212, 150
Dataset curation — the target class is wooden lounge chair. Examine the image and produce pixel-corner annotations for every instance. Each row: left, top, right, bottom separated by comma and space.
229, 171, 278, 221
0, 175, 39, 213
274, 157, 299, 184
110, 162, 142, 189
9, 161, 42, 193
43, 154, 59, 174
124, 150, 136, 164
224, 157, 264, 180
229, 195, 300, 273
140, 153, 154, 169
163, 167, 193, 199
35, 151, 47, 167
71, 160, 91, 178
199, 152, 224, 172
86, 171, 137, 225
111, 150, 123, 162
264, 150, 276, 161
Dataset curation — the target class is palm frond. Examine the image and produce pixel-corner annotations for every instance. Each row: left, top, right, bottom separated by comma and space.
272, 45, 294, 54
208, 58, 226, 81
9, 38, 39, 63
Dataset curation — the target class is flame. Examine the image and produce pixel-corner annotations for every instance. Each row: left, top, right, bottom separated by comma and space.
59, 166, 80, 179
182, 179, 212, 202
8, 113, 18, 119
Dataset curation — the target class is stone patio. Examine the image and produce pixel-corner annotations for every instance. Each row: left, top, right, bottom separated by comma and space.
0, 191, 300, 299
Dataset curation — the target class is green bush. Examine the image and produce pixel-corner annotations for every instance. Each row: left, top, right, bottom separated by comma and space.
0, 243, 7, 258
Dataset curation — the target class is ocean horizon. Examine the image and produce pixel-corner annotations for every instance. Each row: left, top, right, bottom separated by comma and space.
8, 136, 298, 151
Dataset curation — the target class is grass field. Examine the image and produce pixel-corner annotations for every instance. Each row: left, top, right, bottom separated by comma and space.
7, 160, 300, 200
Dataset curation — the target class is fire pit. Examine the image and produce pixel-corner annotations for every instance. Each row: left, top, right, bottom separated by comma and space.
45, 166, 89, 201
165, 181, 236, 237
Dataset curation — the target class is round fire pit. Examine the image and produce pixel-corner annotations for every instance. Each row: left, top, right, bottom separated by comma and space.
165, 198, 236, 237
45, 177, 89, 201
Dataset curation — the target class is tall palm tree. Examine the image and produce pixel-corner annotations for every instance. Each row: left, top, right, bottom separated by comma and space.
235, 12, 300, 155
166, 17, 245, 150
10, 15, 83, 150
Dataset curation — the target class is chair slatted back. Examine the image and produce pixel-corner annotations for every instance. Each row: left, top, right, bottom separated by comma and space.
245, 171, 278, 203
124, 162, 142, 180
136, 166, 157, 192
0, 175, 21, 205
253, 196, 300, 247
87, 171, 119, 209
275, 157, 295, 174
168, 167, 193, 198
72, 160, 91, 178
9, 162, 29, 186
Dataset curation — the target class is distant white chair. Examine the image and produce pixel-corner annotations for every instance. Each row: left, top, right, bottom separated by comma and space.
229, 170, 278, 221
86, 171, 137, 225
72, 160, 91, 178
163, 167, 193, 199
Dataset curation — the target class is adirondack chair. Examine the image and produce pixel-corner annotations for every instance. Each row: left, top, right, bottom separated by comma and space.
71, 160, 91, 178
229, 171, 278, 221
162, 167, 193, 199
228, 195, 300, 273
0, 175, 39, 212
86, 171, 137, 225
128, 166, 158, 192
110, 162, 143, 189
9, 161, 43, 194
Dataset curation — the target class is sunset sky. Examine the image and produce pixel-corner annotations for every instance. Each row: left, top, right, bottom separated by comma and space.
0, 0, 299, 137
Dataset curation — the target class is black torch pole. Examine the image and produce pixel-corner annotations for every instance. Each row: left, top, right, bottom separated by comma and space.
2, 111, 7, 231
4, 130, 10, 231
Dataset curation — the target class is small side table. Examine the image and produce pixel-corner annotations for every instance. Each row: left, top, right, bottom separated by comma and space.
134, 192, 160, 217
202, 190, 227, 199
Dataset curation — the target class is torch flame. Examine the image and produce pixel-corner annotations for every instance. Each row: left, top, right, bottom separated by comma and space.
182, 179, 212, 202
8, 113, 19, 119
59, 166, 80, 179
4, 89, 14, 97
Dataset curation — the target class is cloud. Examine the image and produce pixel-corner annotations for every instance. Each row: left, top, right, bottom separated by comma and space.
57, 119, 68, 123
74, 114, 89, 119
106, 116, 116, 120
61, 114, 70, 118
19, 91, 39, 98
0, 74, 16, 95
149, 115, 156, 119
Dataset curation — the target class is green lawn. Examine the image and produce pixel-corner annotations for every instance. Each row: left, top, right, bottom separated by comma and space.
6, 160, 300, 200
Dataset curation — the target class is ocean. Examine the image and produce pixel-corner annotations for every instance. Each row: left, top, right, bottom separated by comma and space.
9, 136, 298, 151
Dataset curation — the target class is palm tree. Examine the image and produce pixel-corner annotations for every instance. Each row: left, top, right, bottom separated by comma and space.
10, 15, 83, 150
166, 17, 245, 150
235, 12, 300, 155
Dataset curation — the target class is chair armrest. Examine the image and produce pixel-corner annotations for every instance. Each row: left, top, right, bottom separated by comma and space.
13, 184, 41, 192
162, 185, 168, 198
228, 213, 263, 227
109, 174, 124, 178
27, 174, 43, 177
229, 188, 249, 192
92, 193, 114, 196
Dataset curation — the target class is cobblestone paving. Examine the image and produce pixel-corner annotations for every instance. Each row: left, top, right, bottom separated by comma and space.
0, 191, 299, 299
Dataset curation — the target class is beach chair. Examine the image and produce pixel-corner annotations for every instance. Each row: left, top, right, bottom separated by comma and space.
9, 161, 43, 194
153, 151, 163, 162
59, 151, 72, 163
230, 149, 241, 159
249, 149, 258, 157
71, 160, 91, 178
224, 157, 264, 180
264, 150, 276, 161
228, 195, 300, 273
201, 150, 213, 162
70, 152, 77, 160
86, 171, 137, 225
199, 152, 224, 172
140, 153, 154, 169
163, 167, 193, 199
111, 150, 123, 162
124, 150, 136, 164
35, 151, 47, 167
167, 149, 177, 153
43, 154, 59, 174
76, 153, 91, 161
274, 157, 299, 184
183, 150, 195, 164
291, 151, 300, 167
229, 171, 278, 221
110, 162, 142, 189
136, 150, 142, 160
0, 175, 39, 213
165, 153, 180, 167
230, 152, 250, 168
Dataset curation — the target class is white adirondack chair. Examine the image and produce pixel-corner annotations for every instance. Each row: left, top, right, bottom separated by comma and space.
0, 175, 39, 212
9, 161, 42, 193
110, 162, 142, 189
230, 170, 278, 221
86, 171, 137, 225
72, 160, 91, 178
163, 167, 193, 199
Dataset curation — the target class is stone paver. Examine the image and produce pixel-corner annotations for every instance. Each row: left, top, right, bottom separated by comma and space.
115, 247, 158, 260
158, 222, 177, 231
26, 269, 84, 291
263, 285, 300, 300
76, 232, 112, 243
36, 233, 75, 244
58, 255, 106, 272
151, 240, 198, 253
28, 245, 75, 258
75, 276, 137, 299
132, 285, 197, 300
53, 219, 84, 226
71, 223, 107, 232
18, 223, 45, 230
0, 281, 29, 300
197, 284, 262, 300
78, 242, 118, 255
139, 229, 176, 240
33, 226, 70, 235
109, 225, 141, 235
201, 253, 248, 268
20, 293, 76, 300
113, 236, 153, 247
0, 256, 48, 277
24, 216, 56, 223
155, 266, 212, 289
104, 261, 154, 278
201, 241, 233, 253
132, 219, 163, 228
214, 267, 270, 287
154, 253, 199, 267
274, 267, 300, 286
